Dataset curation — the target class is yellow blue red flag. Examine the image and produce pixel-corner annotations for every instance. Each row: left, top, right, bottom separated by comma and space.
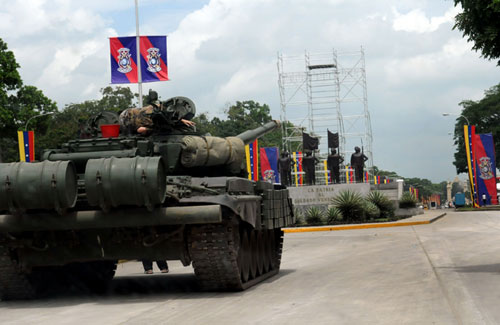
18, 131, 35, 162
245, 140, 259, 181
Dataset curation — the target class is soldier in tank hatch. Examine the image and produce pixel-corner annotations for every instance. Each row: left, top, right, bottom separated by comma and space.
119, 90, 196, 135
350, 146, 368, 183
278, 151, 295, 186
327, 148, 343, 184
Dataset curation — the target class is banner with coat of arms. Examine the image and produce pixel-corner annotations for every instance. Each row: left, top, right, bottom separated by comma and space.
110, 36, 168, 84
473, 133, 498, 205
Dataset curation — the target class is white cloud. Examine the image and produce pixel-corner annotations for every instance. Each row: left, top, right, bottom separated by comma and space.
392, 6, 460, 33
1, 0, 498, 182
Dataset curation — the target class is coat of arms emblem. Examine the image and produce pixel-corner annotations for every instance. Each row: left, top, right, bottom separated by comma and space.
478, 156, 494, 180
146, 47, 162, 73
263, 169, 276, 183
117, 48, 132, 73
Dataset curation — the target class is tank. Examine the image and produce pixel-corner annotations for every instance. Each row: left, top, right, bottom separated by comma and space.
0, 96, 294, 300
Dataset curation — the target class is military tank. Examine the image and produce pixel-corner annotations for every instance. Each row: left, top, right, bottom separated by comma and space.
0, 95, 294, 300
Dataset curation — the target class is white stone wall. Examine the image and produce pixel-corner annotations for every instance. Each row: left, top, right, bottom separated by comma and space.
288, 183, 371, 206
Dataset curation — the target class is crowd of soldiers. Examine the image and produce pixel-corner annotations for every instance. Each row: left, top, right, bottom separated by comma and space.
277, 146, 368, 186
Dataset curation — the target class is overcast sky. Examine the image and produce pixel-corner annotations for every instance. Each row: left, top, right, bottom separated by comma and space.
1, 0, 498, 182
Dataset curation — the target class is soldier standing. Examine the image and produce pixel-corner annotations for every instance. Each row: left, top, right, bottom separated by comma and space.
350, 146, 368, 183
302, 151, 319, 185
327, 148, 343, 184
278, 151, 295, 186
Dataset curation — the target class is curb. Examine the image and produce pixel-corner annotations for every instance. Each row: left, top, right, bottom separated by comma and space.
283, 213, 447, 233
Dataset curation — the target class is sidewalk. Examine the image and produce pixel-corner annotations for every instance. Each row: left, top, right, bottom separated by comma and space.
283, 209, 446, 233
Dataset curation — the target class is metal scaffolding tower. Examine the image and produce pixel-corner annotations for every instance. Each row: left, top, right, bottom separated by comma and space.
277, 48, 373, 182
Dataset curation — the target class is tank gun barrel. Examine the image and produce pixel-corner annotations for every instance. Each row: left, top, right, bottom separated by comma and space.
236, 120, 281, 145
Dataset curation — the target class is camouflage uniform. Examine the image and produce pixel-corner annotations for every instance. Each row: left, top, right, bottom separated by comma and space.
119, 105, 156, 134
119, 96, 196, 135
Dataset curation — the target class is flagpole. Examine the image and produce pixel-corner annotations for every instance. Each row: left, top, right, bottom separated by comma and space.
135, 0, 143, 108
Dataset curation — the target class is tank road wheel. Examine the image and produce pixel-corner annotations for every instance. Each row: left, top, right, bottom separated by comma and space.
238, 230, 250, 283
248, 230, 258, 280
271, 229, 284, 271
255, 230, 265, 276
261, 231, 271, 273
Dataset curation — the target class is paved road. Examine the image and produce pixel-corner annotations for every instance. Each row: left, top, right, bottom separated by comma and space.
1, 211, 500, 324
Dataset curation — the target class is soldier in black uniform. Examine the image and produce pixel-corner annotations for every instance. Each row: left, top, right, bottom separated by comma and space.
350, 146, 368, 183
327, 148, 343, 184
302, 151, 319, 185
278, 151, 295, 186
142, 260, 169, 274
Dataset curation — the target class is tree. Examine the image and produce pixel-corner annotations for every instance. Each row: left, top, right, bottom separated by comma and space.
38, 86, 135, 151
453, 0, 500, 65
194, 100, 284, 148
0, 38, 57, 162
453, 83, 500, 173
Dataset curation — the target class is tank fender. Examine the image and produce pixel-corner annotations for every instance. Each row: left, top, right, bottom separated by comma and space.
179, 194, 261, 228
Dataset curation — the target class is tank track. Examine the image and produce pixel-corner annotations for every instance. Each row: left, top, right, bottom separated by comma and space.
0, 247, 36, 300
189, 216, 284, 291
0, 246, 117, 300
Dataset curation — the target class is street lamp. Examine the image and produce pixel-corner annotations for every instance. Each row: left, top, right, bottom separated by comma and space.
442, 113, 470, 125
25, 112, 55, 130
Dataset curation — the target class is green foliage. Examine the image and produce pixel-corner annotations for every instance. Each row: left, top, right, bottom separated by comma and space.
293, 208, 305, 226
372, 166, 401, 179
0, 38, 57, 162
326, 206, 342, 224
404, 177, 446, 199
399, 192, 418, 209
367, 191, 395, 219
453, 84, 500, 173
453, 0, 500, 65
37, 86, 135, 153
331, 190, 365, 223
362, 200, 380, 220
305, 206, 324, 225
192, 100, 288, 149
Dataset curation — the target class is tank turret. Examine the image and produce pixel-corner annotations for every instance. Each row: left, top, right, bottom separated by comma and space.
0, 96, 294, 300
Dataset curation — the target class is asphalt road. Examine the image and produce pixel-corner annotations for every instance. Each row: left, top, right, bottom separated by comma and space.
1, 210, 500, 324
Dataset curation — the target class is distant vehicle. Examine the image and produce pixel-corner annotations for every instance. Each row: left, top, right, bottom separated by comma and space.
455, 193, 466, 207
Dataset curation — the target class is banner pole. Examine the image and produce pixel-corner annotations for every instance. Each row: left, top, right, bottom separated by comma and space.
135, 0, 143, 108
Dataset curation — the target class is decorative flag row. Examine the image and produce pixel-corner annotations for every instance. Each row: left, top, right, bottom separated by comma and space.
345, 168, 354, 184
18, 131, 35, 162
245, 140, 259, 181
110, 36, 168, 84
409, 186, 419, 200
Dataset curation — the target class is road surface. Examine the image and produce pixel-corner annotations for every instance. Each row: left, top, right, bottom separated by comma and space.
1, 211, 500, 324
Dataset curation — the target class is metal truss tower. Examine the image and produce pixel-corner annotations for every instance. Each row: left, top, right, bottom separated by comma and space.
277, 48, 373, 179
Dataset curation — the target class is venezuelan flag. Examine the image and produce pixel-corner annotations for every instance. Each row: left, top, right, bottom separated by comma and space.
292, 152, 303, 186
245, 140, 259, 181
18, 131, 35, 162
464, 125, 479, 207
